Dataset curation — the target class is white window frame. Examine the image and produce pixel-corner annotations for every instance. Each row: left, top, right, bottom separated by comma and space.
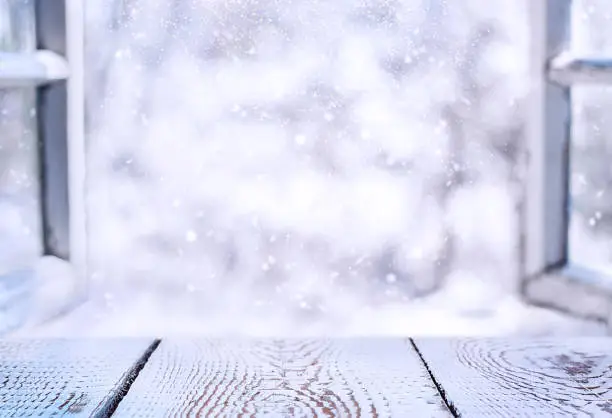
34, 0, 86, 270
0, 0, 86, 331
522, 0, 612, 327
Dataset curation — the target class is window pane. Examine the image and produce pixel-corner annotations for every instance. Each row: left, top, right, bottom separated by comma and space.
0, 0, 40, 274
569, 86, 612, 274
568, 1, 612, 274
572, 0, 612, 55
0, 0, 35, 52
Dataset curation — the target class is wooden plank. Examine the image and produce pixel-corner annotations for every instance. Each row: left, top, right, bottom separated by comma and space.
114, 339, 451, 417
0, 338, 156, 416
413, 338, 612, 417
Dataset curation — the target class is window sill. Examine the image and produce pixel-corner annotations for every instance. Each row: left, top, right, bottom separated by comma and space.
0, 256, 83, 335
522, 264, 612, 328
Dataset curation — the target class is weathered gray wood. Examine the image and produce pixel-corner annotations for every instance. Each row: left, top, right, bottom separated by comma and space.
0, 338, 155, 416
414, 338, 612, 417
114, 339, 450, 417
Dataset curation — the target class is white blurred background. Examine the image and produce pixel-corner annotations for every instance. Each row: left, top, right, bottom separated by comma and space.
1, 0, 611, 336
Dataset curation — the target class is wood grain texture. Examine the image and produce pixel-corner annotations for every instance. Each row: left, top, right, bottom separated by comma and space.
0, 338, 154, 417
114, 338, 450, 417
414, 338, 612, 417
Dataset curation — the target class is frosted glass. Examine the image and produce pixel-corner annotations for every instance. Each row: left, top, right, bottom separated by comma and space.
0, 0, 41, 274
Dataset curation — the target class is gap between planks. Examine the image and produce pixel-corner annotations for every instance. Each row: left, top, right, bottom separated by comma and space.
409, 338, 460, 418
96, 339, 162, 418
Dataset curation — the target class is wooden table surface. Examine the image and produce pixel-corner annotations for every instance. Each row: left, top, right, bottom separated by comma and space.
0, 338, 610, 417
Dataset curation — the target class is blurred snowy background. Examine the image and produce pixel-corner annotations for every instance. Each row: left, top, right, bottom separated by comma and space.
1, 0, 611, 336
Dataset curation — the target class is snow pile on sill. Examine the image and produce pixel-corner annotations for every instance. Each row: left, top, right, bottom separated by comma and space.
13, 258, 607, 338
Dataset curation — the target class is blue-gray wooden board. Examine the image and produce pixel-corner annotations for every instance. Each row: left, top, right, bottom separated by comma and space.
1, 338, 611, 417
0, 339, 156, 417
113, 339, 449, 417
414, 338, 612, 417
